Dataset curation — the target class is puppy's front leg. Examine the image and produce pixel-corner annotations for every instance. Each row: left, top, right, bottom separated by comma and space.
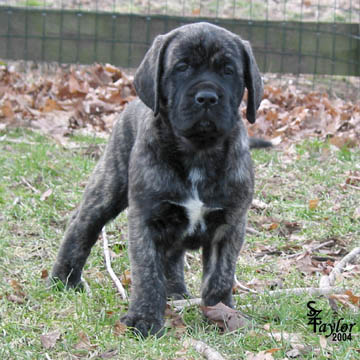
201, 222, 246, 308
120, 208, 167, 337
164, 249, 189, 300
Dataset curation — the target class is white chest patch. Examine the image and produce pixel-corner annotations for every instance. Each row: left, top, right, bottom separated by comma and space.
182, 168, 207, 235
182, 188, 207, 235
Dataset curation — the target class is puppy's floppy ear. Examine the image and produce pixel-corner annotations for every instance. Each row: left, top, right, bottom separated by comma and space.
241, 40, 263, 124
134, 33, 174, 116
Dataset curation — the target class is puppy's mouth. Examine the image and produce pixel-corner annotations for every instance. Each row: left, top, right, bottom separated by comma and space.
178, 119, 224, 150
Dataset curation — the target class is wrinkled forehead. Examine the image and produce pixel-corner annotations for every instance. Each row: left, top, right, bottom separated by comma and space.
164, 24, 243, 68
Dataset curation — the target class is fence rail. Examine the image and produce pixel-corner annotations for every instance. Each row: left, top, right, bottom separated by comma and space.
0, 6, 359, 78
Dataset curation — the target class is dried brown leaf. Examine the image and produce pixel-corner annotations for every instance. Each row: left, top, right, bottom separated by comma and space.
113, 320, 127, 336
41, 269, 49, 279
40, 188, 53, 201
120, 269, 131, 287
252, 199, 268, 210
245, 350, 275, 360
74, 331, 97, 351
41, 98, 63, 112
283, 221, 301, 232
9, 279, 23, 293
6, 294, 25, 304
201, 302, 251, 332
295, 253, 321, 274
40, 330, 61, 349
164, 305, 186, 336
319, 335, 327, 349
270, 331, 304, 349
1, 100, 15, 119
98, 349, 119, 359
330, 292, 360, 311
345, 290, 360, 306
265, 223, 279, 231
309, 199, 319, 210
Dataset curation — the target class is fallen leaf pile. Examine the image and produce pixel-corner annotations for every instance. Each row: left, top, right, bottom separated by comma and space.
246, 85, 360, 147
0, 63, 136, 142
1, 63, 359, 146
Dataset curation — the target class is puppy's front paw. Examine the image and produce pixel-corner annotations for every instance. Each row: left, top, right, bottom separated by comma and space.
49, 268, 84, 291
120, 313, 164, 338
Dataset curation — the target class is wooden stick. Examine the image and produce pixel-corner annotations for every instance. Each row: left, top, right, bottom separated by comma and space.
234, 275, 258, 294
185, 339, 226, 360
102, 228, 128, 300
287, 240, 335, 259
20, 176, 39, 193
320, 247, 360, 288
81, 276, 92, 297
0, 136, 36, 145
246, 227, 261, 236
347, 184, 360, 191
169, 298, 202, 310
267, 286, 343, 297
169, 287, 344, 310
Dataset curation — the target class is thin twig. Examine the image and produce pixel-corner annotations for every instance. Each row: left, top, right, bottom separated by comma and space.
347, 184, 360, 191
234, 275, 258, 294
246, 227, 261, 236
267, 286, 343, 297
102, 228, 128, 300
320, 247, 360, 287
287, 240, 335, 259
81, 276, 92, 297
169, 287, 344, 311
20, 176, 39, 193
184, 253, 191, 269
0, 136, 36, 145
185, 339, 226, 360
169, 298, 202, 310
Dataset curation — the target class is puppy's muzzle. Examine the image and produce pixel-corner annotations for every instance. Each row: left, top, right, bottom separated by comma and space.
182, 118, 220, 150
177, 82, 225, 149
191, 119, 217, 134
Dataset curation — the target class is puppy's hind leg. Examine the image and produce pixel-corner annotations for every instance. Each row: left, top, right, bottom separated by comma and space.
51, 156, 128, 290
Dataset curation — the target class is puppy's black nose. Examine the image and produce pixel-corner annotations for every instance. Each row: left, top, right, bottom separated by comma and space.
195, 90, 218, 107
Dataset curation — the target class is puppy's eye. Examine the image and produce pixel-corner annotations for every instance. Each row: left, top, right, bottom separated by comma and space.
175, 62, 189, 72
224, 65, 234, 75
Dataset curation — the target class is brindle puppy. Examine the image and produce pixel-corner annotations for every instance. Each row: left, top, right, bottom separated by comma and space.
51, 22, 266, 337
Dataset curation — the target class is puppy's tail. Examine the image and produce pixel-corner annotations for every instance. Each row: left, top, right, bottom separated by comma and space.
249, 137, 273, 149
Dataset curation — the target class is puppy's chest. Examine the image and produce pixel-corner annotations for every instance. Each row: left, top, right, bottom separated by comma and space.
181, 187, 208, 235
147, 168, 226, 247
179, 168, 224, 237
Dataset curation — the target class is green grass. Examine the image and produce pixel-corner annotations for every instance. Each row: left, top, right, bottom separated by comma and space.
0, 128, 359, 359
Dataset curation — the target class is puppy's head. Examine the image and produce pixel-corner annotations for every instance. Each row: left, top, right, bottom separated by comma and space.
134, 22, 263, 151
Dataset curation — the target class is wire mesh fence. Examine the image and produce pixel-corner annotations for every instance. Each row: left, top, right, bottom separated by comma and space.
0, 0, 359, 98
1, 0, 359, 21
